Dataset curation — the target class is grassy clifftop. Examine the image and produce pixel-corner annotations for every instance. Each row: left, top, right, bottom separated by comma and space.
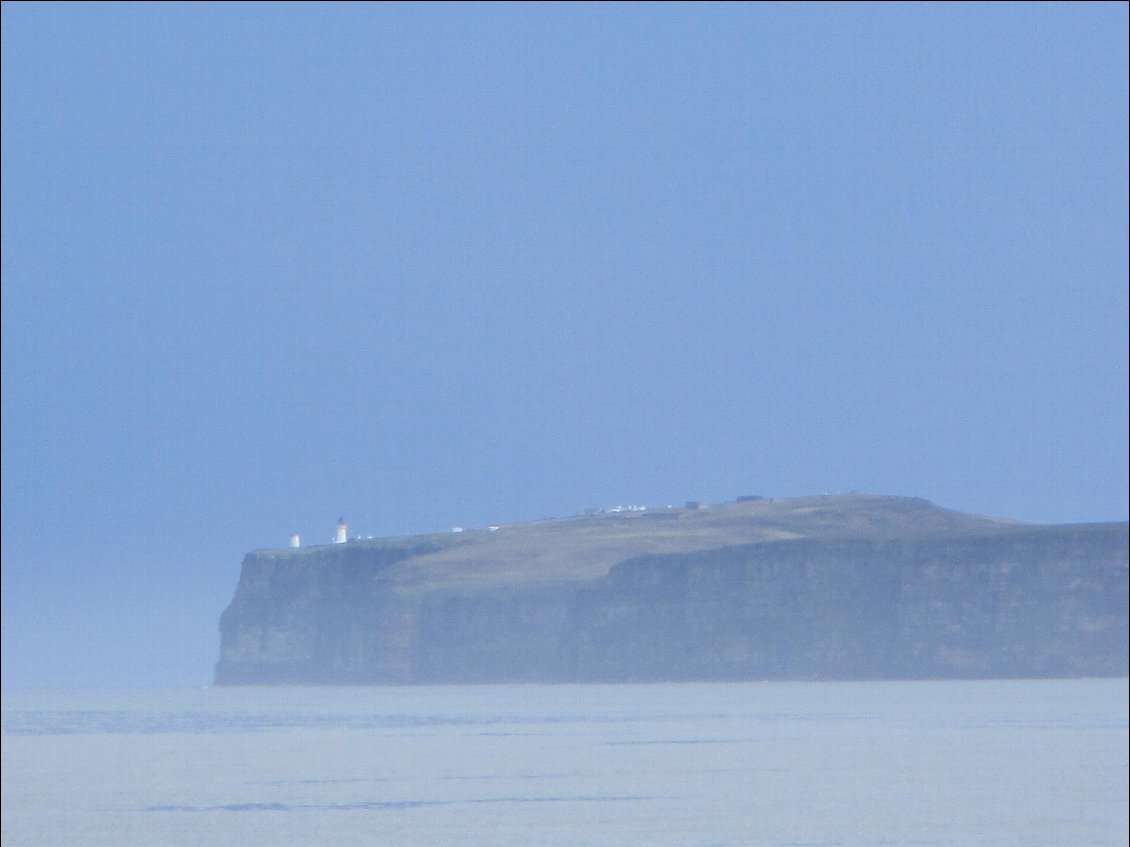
255, 493, 1021, 594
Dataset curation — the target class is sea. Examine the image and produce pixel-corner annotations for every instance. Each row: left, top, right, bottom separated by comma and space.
2, 679, 1127, 847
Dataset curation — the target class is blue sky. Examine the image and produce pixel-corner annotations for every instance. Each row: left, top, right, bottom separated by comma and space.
2, 2, 1127, 688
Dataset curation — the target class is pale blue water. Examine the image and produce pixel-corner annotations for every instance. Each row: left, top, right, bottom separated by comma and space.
2, 679, 1127, 846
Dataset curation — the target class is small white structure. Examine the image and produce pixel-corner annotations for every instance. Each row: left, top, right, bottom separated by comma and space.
452, 527, 464, 533
334, 518, 348, 544
289, 533, 301, 548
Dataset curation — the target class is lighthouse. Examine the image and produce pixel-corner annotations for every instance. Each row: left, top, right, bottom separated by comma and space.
289, 533, 301, 548
334, 518, 348, 544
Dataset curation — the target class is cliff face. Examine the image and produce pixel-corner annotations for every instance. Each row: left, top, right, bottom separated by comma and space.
215, 496, 1128, 684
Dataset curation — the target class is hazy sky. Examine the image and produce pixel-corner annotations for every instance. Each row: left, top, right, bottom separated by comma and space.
2, 2, 1127, 688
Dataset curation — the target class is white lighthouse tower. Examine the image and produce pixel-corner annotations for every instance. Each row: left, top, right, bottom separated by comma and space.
334, 518, 348, 544
288, 533, 301, 548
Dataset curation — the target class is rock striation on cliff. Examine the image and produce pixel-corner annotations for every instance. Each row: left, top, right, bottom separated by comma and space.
215, 494, 1128, 684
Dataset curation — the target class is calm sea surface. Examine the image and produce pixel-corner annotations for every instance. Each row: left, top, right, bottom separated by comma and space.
2, 679, 1127, 846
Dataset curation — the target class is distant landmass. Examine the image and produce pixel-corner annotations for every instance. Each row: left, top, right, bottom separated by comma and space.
215, 494, 1128, 684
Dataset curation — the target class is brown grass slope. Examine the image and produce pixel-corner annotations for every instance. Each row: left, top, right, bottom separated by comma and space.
271, 493, 1023, 595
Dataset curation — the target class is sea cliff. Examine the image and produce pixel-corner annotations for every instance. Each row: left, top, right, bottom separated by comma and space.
215, 495, 1128, 684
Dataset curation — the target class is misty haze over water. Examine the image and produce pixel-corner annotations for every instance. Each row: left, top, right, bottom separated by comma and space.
2, 4, 1126, 845
3, 680, 1127, 846
3, 0, 1127, 693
